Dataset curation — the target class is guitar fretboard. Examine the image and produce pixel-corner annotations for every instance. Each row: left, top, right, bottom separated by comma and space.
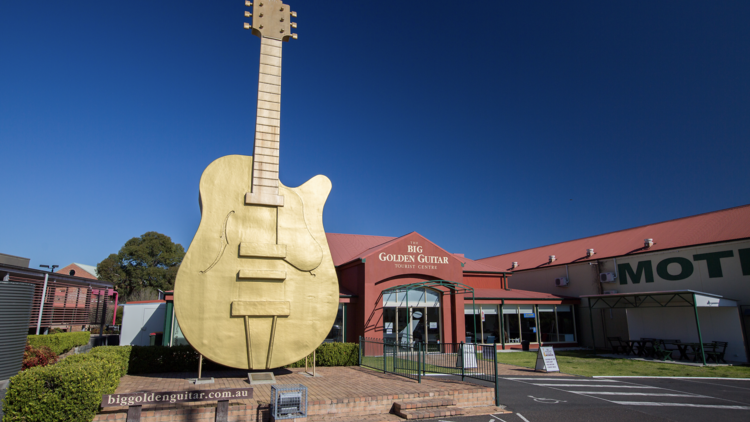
246, 36, 284, 207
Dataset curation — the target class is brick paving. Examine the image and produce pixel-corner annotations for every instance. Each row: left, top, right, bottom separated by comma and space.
94, 366, 505, 421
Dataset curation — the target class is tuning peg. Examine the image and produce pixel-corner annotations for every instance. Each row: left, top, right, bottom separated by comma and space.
291, 33, 298, 40
244, 11, 252, 17
244, 22, 251, 29
291, 22, 297, 28
245, 1, 252, 6
291, 11, 297, 18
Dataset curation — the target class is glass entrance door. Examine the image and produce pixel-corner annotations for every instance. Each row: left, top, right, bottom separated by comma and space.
410, 308, 426, 343
383, 287, 441, 347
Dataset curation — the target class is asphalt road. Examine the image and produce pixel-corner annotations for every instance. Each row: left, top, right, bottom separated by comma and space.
424, 376, 750, 422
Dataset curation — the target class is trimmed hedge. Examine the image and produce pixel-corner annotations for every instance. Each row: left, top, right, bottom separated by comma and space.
128, 345, 230, 374
2, 346, 127, 422
27, 331, 91, 355
286, 342, 359, 368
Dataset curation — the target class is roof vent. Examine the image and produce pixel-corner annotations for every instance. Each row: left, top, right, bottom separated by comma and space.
511, 262, 518, 269
69, 269, 76, 276
549, 255, 556, 264
644, 238, 654, 248
586, 249, 594, 258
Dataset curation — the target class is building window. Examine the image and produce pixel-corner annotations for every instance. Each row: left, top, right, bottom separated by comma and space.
325, 304, 346, 343
502, 304, 577, 344
503, 306, 521, 344
538, 305, 558, 342
519, 305, 537, 343
556, 305, 576, 342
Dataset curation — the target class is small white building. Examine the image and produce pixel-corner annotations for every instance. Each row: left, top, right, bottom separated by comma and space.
120, 300, 166, 346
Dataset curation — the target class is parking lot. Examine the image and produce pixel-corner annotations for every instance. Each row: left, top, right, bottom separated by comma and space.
425, 376, 750, 422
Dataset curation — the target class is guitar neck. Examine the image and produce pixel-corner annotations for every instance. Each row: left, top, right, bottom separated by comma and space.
246, 36, 284, 207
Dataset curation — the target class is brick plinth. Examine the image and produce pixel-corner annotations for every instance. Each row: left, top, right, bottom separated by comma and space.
93, 367, 496, 422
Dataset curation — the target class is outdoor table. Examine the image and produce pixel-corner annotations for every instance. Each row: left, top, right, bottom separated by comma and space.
627, 340, 645, 356
640, 338, 663, 358
670, 342, 692, 360
680, 343, 708, 362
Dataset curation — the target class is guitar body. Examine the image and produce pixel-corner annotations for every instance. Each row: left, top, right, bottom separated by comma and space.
174, 154, 338, 369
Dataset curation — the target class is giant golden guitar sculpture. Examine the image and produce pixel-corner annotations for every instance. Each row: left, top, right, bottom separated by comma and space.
174, 0, 338, 370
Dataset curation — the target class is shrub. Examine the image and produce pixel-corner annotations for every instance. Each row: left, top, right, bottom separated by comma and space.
2, 348, 122, 422
27, 331, 91, 355
127, 345, 229, 374
286, 342, 359, 368
89, 346, 132, 377
22, 343, 58, 370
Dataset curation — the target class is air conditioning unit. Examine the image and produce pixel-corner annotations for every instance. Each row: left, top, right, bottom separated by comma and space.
603, 290, 618, 295
555, 277, 569, 287
600, 272, 616, 282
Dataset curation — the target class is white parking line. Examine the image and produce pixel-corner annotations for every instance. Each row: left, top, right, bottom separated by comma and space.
516, 413, 531, 422
530, 384, 659, 388
568, 391, 707, 397
611, 401, 750, 410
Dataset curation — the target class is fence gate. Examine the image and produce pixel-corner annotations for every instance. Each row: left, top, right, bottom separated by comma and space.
359, 337, 500, 406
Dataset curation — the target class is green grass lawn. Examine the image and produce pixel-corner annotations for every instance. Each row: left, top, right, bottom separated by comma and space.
363, 351, 750, 378
496, 350, 750, 378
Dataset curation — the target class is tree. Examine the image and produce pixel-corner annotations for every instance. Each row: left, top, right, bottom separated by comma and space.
97, 231, 185, 298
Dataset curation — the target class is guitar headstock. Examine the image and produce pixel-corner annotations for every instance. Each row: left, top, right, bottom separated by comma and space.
243, 0, 298, 41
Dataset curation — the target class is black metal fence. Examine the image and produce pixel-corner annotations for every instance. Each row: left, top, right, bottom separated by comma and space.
359, 337, 500, 406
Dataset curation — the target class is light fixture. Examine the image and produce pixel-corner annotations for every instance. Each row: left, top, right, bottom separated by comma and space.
587, 249, 595, 257
644, 239, 654, 248
511, 262, 518, 269
549, 255, 556, 264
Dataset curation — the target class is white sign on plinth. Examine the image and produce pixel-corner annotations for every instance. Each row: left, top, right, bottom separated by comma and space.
534, 346, 560, 372
456, 344, 477, 369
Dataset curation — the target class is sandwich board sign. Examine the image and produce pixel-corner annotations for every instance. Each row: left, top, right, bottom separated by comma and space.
535, 346, 560, 372
456, 343, 478, 369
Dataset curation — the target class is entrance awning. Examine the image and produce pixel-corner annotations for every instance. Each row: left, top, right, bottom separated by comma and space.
383, 280, 478, 344
581, 290, 738, 309
580, 290, 741, 365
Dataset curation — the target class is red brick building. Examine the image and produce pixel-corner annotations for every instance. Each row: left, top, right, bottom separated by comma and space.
327, 232, 579, 350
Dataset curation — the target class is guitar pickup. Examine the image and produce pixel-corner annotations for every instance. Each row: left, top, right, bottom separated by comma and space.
232, 301, 290, 316
238, 270, 286, 281
239, 243, 287, 259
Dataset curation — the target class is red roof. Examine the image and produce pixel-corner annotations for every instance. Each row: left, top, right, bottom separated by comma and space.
326, 232, 498, 273
479, 204, 750, 272
326, 233, 396, 266
461, 256, 510, 273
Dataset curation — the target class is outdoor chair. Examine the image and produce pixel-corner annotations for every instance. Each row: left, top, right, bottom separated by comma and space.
607, 336, 627, 354
652, 340, 674, 361
704, 341, 728, 363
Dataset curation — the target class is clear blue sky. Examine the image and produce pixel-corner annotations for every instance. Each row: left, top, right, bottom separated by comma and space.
1, 1, 749, 270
